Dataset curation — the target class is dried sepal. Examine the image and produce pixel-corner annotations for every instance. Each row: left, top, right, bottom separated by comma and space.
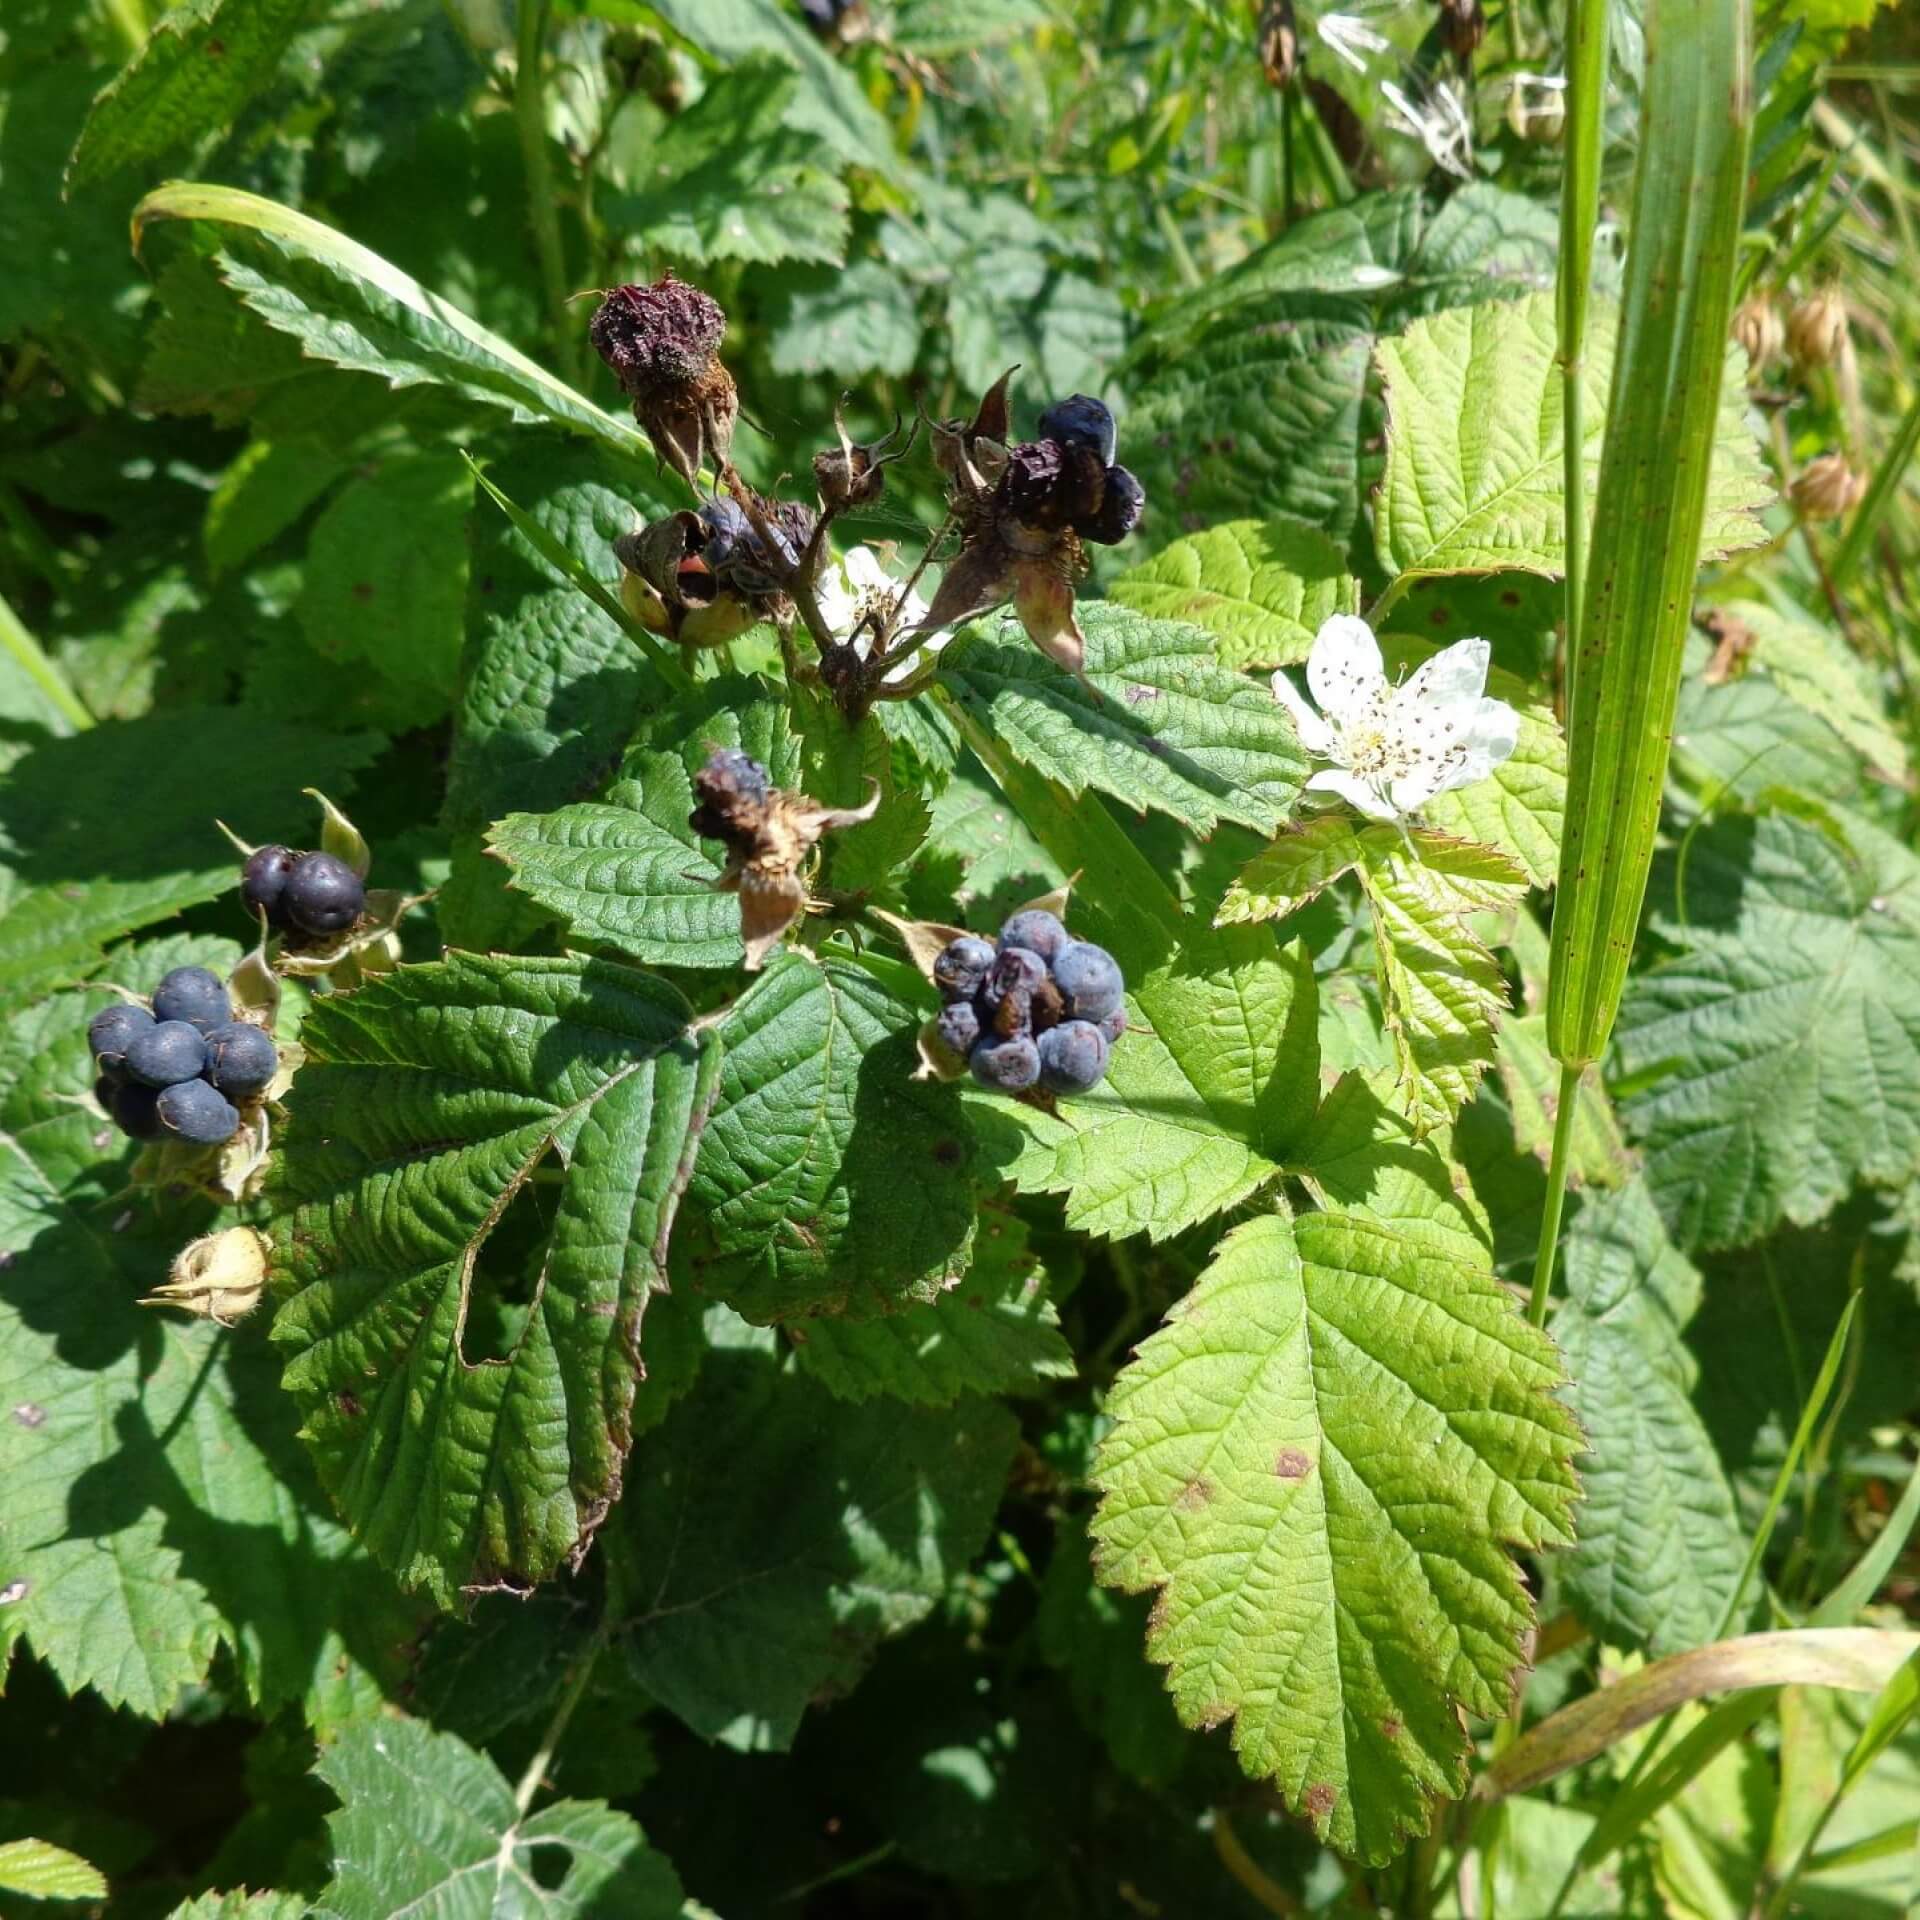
273, 886, 418, 979
141, 1226, 269, 1326
303, 788, 372, 880
1012, 548, 1088, 674
690, 748, 881, 971
868, 907, 978, 987
815, 400, 915, 512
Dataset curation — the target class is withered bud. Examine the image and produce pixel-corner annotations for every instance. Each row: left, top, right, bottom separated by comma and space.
688, 748, 881, 970
1732, 294, 1784, 377
1787, 288, 1847, 370
932, 366, 1018, 492
814, 402, 912, 512
1506, 80, 1565, 144
587, 275, 738, 483
1257, 0, 1297, 87
1439, 0, 1485, 58
590, 276, 726, 391
1791, 451, 1866, 521
998, 438, 1106, 533
142, 1226, 268, 1326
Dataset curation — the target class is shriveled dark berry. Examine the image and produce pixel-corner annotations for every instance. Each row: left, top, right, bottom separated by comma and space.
689, 747, 771, 843
125, 1020, 209, 1089
283, 852, 366, 937
998, 910, 1070, 962
1080, 464, 1146, 546
203, 1022, 279, 1099
999, 439, 1065, 523
1052, 941, 1124, 1020
152, 966, 230, 1034
1038, 1019, 1109, 1094
242, 844, 298, 922
88, 1002, 154, 1071
588, 277, 727, 394
937, 1001, 981, 1058
112, 1082, 163, 1141
932, 936, 996, 1002
1039, 394, 1118, 467
970, 1034, 1041, 1092
982, 946, 1047, 1011
156, 1078, 241, 1146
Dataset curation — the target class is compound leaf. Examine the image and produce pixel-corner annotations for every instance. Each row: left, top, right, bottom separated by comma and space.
1107, 519, 1360, 671
1618, 806, 1920, 1249
681, 955, 977, 1322
1091, 1208, 1581, 1864
271, 953, 722, 1606
792, 1200, 1074, 1406
313, 1716, 684, 1919
1375, 293, 1772, 595
615, 1322, 1018, 1749
938, 604, 1307, 838
1551, 1182, 1743, 1657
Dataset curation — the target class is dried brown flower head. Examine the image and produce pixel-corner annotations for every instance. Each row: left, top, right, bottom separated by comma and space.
589, 275, 738, 483
1791, 450, 1866, 521
1787, 288, 1848, 371
1732, 294, 1784, 376
689, 748, 880, 969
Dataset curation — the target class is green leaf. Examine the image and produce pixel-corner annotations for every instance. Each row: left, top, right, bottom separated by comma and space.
132, 185, 650, 459
1671, 636, 1861, 805
298, 451, 473, 732
1091, 1208, 1582, 1864
1550, 1181, 1743, 1658
488, 676, 795, 970
765, 258, 923, 380
909, 752, 1065, 926
0, 935, 418, 1721
313, 1716, 684, 1919
205, 436, 353, 579
446, 438, 673, 835
1373, 293, 1772, 597
969, 927, 1319, 1242
167, 1894, 308, 1920
603, 61, 849, 267
0, 1837, 107, 1901
68, 0, 310, 189
937, 605, 1308, 838
270, 953, 723, 1606
1107, 518, 1361, 671
1619, 806, 1920, 1249
792, 1200, 1074, 1406
0, 710, 380, 1010
681, 955, 977, 1322
615, 1322, 1018, 1748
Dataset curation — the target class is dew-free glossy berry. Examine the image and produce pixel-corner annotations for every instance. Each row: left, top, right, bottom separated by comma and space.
934, 1003, 980, 1063
998, 910, 1070, 962
1038, 394, 1118, 468
1052, 941, 1123, 1020
112, 1082, 163, 1141
1038, 1019, 1109, 1093
242, 844, 298, 921
88, 1002, 154, 1071
204, 1022, 279, 1099
152, 966, 230, 1034
970, 1034, 1041, 1092
283, 852, 366, 936
933, 936, 996, 1001
124, 1020, 210, 1088
157, 1078, 241, 1146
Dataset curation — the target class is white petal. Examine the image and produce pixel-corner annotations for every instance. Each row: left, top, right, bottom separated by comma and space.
1269, 669, 1336, 755
1463, 695, 1520, 768
1307, 766, 1401, 820
842, 546, 890, 594
816, 565, 859, 644
1307, 615, 1388, 725
882, 625, 950, 685
1402, 636, 1491, 708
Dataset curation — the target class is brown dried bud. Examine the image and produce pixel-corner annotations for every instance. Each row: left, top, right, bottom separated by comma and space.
142, 1226, 268, 1326
1257, 0, 1297, 86
688, 748, 881, 969
1732, 294, 1784, 377
1439, 0, 1485, 57
1790, 451, 1866, 521
588, 276, 738, 484
1787, 288, 1847, 370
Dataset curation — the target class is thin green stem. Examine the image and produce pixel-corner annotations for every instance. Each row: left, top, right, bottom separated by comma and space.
1527, 1061, 1582, 1327
515, 0, 581, 391
512, 1625, 607, 1817
0, 590, 93, 732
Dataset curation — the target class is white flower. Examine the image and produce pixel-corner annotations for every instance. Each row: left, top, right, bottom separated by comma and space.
1270, 614, 1519, 821
1316, 12, 1390, 72
817, 546, 935, 684
1381, 76, 1475, 179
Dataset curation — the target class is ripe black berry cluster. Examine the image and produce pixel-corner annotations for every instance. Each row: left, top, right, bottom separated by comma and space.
241, 845, 366, 939
935, 911, 1125, 1096
1001, 395, 1146, 548
87, 968, 279, 1148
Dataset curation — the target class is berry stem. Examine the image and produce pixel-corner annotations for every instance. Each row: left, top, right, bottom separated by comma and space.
514, 0, 583, 391
1526, 1060, 1582, 1328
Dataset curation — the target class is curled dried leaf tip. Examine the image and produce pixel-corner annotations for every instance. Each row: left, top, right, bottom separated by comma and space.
689, 748, 880, 970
